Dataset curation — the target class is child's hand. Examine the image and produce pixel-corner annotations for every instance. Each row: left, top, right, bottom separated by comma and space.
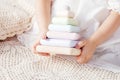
32, 31, 50, 56
76, 39, 97, 64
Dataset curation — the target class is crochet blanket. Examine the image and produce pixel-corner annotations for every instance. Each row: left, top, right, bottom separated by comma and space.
0, 38, 120, 80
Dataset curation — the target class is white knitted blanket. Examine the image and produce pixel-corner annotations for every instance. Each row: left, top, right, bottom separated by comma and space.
0, 0, 35, 40
0, 38, 120, 80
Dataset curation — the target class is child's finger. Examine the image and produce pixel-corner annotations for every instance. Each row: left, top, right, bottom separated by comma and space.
41, 35, 47, 39
76, 40, 87, 49
33, 46, 50, 56
32, 41, 40, 54
76, 51, 86, 64
84, 53, 93, 63
38, 53, 50, 56
40, 32, 47, 39
33, 39, 50, 56
32, 32, 47, 54
77, 48, 87, 64
34, 50, 50, 56
77, 52, 93, 64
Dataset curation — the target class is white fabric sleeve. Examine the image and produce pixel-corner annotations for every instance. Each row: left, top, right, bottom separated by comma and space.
108, 0, 120, 13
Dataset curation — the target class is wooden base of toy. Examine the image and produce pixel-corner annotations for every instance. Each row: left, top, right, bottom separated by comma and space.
36, 45, 81, 56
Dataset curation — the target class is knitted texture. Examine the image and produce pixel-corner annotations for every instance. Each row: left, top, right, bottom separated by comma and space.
0, 38, 120, 80
0, 0, 34, 40
12, 0, 35, 16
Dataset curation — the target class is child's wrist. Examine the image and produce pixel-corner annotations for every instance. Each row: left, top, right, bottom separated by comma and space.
87, 38, 99, 47
39, 29, 48, 33
39, 28, 48, 34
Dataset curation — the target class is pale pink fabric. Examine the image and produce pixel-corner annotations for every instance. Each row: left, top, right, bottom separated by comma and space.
47, 31, 81, 40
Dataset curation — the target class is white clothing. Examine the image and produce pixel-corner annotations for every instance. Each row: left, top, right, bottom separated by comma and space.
71, 0, 120, 72
17, 20, 40, 48
17, 0, 120, 72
